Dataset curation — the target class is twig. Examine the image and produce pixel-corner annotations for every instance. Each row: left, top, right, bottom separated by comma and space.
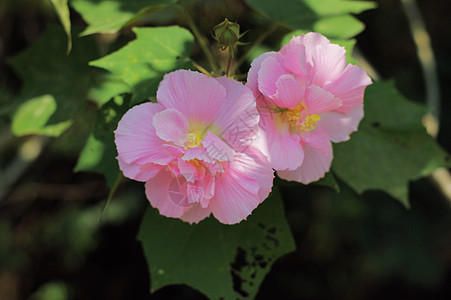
180, 8, 220, 74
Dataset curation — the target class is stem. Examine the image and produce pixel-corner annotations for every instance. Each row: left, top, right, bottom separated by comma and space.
180, 8, 220, 74
190, 59, 213, 77
99, 172, 123, 222
400, 0, 440, 136
226, 48, 233, 77
231, 23, 278, 75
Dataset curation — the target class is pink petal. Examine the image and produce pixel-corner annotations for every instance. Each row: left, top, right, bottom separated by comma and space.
274, 74, 305, 109
304, 85, 342, 114
180, 204, 211, 224
324, 64, 372, 114
115, 102, 172, 165
280, 37, 307, 77
201, 130, 235, 162
280, 33, 330, 77
302, 129, 332, 157
246, 52, 277, 98
210, 151, 273, 224
177, 157, 205, 183
277, 142, 333, 184
262, 116, 304, 171
310, 43, 347, 86
152, 108, 189, 146
156, 70, 226, 125
212, 76, 260, 150
257, 56, 288, 101
240, 146, 274, 200
117, 157, 162, 182
162, 144, 186, 157
317, 104, 364, 143
182, 147, 215, 164
187, 181, 205, 204
145, 169, 190, 218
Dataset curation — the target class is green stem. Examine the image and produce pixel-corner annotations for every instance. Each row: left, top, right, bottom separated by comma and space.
180, 8, 220, 74
190, 59, 213, 77
231, 23, 279, 75
226, 48, 233, 77
99, 172, 123, 222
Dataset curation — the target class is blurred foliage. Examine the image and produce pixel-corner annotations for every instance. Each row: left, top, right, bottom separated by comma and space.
0, 0, 451, 299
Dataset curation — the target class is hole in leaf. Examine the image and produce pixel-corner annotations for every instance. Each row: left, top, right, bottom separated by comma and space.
230, 247, 250, 298
371, 121, 381, 128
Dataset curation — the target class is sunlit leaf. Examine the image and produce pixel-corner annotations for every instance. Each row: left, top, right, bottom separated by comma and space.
333, 81, 451, 207
246, 0, 375, 38
87, 72, 131, 108
90, 26, 194, 104
9, 26, 98, 137
71, 0, 177, 36
138, 189, 295, 299
12, 95, 72, 137
49, 0, 72, 53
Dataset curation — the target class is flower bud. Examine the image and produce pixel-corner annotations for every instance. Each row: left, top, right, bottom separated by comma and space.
213, 18, 241, 50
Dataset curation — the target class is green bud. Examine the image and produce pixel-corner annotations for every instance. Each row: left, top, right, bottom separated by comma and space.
213, 18, 241, 50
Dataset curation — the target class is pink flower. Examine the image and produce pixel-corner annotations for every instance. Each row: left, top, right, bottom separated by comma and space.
115, 70, 274, 224
246, 33, 372, 184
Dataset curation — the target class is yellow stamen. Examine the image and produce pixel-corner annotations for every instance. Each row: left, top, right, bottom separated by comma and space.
189, 158, 202, 167
185, 132, 203, 148
279, 103, 321, 132
300, 114, 320, 131
281, 104, 305, 128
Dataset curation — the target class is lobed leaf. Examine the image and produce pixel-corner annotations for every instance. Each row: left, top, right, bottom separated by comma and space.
9, 26, 98, 137
71, 0, 177, 36
90, 26, 194, 104
246, 0, 375, 38
332, 81, 451, 207
138, 189, 295, 299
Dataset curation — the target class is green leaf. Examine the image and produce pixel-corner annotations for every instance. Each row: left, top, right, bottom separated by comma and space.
12, 95, 72, 137
246, 0, 375, 38
314, 172, 340, 192
49, 0, 72, 53
9, 25, 98, 137
333, 81, 451, 207
90, 26, 194, 104
313, 14, 364, 39
74, 96, 129, 187
71, 0, 177, 36
87, 72, 131, 107
138, 189, 295, 299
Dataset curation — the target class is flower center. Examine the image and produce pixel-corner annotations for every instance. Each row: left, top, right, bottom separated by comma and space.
279, 103, 320, 132
300, 114, 320, 131
185, 132, 203, 148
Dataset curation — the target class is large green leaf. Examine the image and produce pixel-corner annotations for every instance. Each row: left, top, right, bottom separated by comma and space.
49, 0, 72, 53
9, 26, 98, 137
333, 81, 451, 207
246, 0, 375, 38
90, 26, 194, 104
138, 189, 295, 299
74, 96, 129, 187
71, 0, 177, 36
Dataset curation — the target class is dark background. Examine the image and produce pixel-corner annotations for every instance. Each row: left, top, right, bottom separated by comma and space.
0, 0, 450, 299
